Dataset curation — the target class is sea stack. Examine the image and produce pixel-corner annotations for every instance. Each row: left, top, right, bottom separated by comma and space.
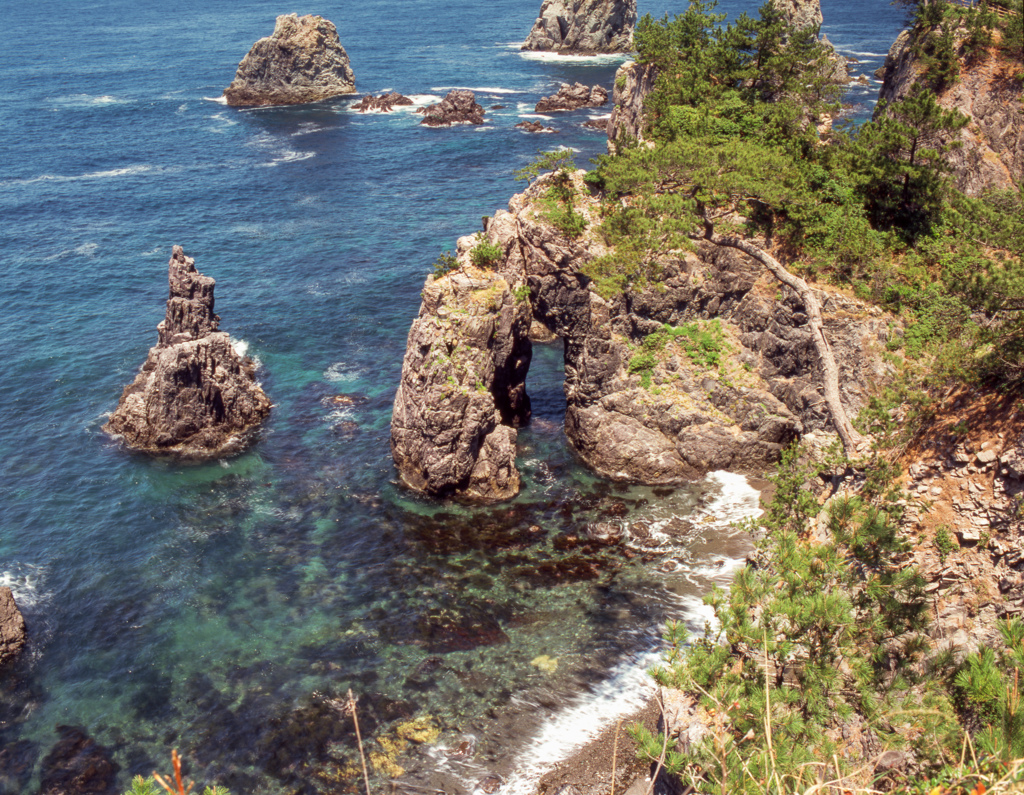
522, 0, 636, 55
104, 246, 270, 459
0, 587, 27, 667
223, 14, 356, 107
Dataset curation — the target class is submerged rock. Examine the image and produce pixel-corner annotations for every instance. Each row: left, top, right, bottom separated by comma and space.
223, 14, 356, 107
535, 83, 608, 113
104, 246, 271, 459
522, 0, 636, 54
0, 587, 26, 666
353, 91, 414, 113
419, 90, 486, 126
38, 726, 120, 795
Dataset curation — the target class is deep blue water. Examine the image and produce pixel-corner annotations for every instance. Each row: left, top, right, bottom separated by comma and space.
0, 1, 906, 793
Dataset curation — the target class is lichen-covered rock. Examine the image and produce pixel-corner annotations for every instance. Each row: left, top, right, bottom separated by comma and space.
419, 90, 486, 127
392, 173, 894, 500
104, 246, 270, 459
223, 14, 356, 107
522, 0, 636, 54
536, 83, 608, 113
0, 587, 26, 667
878, 30, 1023, 195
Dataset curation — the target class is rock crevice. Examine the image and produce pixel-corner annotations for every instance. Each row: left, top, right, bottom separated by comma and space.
104, 246, 271, 459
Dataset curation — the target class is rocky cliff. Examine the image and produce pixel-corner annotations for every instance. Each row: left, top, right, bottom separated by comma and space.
104, 246, 271, 459
772, 0, 823, 31
0, 587, 26, 667
522, 0, 636, 55
223, 14, 356, 107
606, 60, 656, 148
391, 175, 893, 501
878, 30, 1023, 195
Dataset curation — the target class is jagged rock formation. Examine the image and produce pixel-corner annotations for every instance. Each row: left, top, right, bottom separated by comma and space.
606, 60, 657, 148
0, 587, 26, 667
535, 83, 608, 112
772, 0, 823, 31
522, 0, 636, 55
353, 92, 413, 112
419, 90, 486, 126
104, 246, 271, 459
392, 174, 893, 501
516, 120, 558, 133
223, 14, 356, 107
878, 30, 1023, 195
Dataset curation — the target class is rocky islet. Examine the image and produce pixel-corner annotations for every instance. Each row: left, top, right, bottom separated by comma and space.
223, 14, 356, 107
522, 0, 637, 54
0, 587, 26, 668
104, 246, 271, 459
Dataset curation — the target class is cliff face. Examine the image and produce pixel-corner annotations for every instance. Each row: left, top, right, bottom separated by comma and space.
392, 176, 893, 501
878, 30, 1024, 195
104, 246, 271, 459
224, 14, 356, 107
522, 0, 636, 55
606, 60, 656, 148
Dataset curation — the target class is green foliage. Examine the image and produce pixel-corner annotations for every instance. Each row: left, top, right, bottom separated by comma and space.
513, 284, 531, 303
628, 351, 657, 388
514, 149, 578, 184
934, 524, 957, 562
469, 236, 503, 269
122, 775, 230, 795
431, 250, 459, 278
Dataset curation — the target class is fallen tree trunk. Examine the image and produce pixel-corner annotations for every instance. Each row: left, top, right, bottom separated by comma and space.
695, 226, 868, 455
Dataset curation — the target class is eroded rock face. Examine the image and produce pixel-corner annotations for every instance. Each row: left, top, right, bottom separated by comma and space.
607, 60, 657, 149
223, 14, 356, 107
392, 174, 893, 500
878, 30, 1023, 195
0, 587, 26, 667
353, 92, 414, 113
419, 90, 486, 127
104, 246, 271, 459
522, 0, 637, 54
536, 83, 609, 113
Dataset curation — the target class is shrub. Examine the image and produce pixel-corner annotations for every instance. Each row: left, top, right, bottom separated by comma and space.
431, 251, 459, 278
469, 236, 503, 269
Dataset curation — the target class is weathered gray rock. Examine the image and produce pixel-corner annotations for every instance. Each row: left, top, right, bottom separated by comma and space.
772, 0, 823, 30
522, 0, 636, 54
223, 14, 356, 107
104, 246, 271, 459
0, 587, 26, 667
878, 28, 1023, 194
535, 83, 608, 113
607, 60, 657, 149
419, 90, 485, 126
392, 174, 894, 500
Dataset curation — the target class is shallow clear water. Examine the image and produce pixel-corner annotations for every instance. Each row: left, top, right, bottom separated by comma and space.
0, 1, 906, 792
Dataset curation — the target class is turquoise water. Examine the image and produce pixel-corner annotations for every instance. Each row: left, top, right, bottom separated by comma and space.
0, 1, 906, 792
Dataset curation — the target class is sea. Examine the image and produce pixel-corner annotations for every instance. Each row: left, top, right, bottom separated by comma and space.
0, 1, 907, 792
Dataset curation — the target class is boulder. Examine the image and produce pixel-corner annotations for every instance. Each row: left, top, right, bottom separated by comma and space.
522, 0, 636, 54
104, 246, 271, 459
0, 587, 26, 666
223, 14, 356, 107
419, 90, 486, 127
352, 92, 414, 113
535, 83, 608, 113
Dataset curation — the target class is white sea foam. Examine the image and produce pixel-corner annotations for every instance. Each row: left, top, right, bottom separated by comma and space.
841, 50, 888, 58
501, 649, 660, 795
0, 564, 46, 609
517, 51, 629, 65
517, 114, 554, 121
203, 95, 229, 105
53, 94, 132, 108
431, 86, 524, 95
176, 104, 188, 114
324, 362, 364, 384
587, 113, 612, 120
10, 164, 156, 187
257, 149, 316, 167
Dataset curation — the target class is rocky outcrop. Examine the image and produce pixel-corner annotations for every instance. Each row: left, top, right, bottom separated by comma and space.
516, 121, 558, 133
392, 174, 893, 501
522, 0, 636, 55
536, 83, 608, 112
419, 90, 486, 127
772, 0, 823, 31
223, 14, 356, 107
104, 246, 271, 459
606, 60, 657, 148
353, 92, 413, 113
0, 587, 26, 667
878, 30, 1023, 195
